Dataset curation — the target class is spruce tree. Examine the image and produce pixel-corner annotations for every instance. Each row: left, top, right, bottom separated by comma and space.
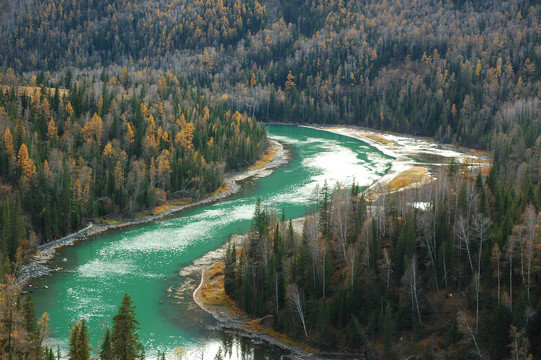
100, 327, 113, 360
111, 293, 143, 360
77, 320, 90, 360
68, 319, 90, 360
22, 294, 36, 335
383, 301, 394, 360
68, 322, 79, 360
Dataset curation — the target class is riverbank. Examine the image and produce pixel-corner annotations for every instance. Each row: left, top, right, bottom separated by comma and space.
17, 139, 288, 286
187, 226, 328, 360
189, 124, 490, 357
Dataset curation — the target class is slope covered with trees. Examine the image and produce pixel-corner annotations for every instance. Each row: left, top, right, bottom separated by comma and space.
0, 0, 540, 357
226, 170, 541, 358
0, 68, 266, 267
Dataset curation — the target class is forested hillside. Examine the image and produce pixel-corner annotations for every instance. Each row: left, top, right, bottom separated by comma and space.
0, 0, 540, 358
1, 0, 540, 182
226, 172, 541, 359
0, 68, 266, 263
2, 0, 539, 171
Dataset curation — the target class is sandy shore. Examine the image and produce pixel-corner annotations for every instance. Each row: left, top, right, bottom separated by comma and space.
17, 139, 288, 286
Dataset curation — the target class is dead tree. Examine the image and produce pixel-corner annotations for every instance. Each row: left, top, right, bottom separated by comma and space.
288, 283, 308, 337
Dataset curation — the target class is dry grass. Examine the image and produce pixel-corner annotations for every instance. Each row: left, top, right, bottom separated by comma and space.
479, 165, 492, 176
199, 262, 233, 307
387, 167, 430, 191
152, 198, 191, 215
450, 144, 491, 157
209, 184, 230, 197
197, 260, 312, 353
248, 144, 275, 170
104, 219, 123, 225
359, 132, 394, 146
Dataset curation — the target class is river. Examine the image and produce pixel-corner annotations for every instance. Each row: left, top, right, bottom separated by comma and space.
30, 125, 393, 359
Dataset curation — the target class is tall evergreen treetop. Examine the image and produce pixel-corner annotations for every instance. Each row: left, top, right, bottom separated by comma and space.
111, 293, 143, 360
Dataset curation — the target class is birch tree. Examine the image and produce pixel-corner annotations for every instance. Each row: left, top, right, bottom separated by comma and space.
401, 256, 422, 327
472, 214, 490, 330
304, 213, 320, 288
491, 243, 502, 304
331, 187, 352, 262
288, 284, 308, 337
523, 205, 537, 301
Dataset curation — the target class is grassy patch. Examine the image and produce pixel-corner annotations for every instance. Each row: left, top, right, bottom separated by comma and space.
103, 219, 123, 225
152, 198, 191, 215
387, 167, 430, 191
199, 262, 234, 307
209, 184, 230, 197
360, 132, 393, 146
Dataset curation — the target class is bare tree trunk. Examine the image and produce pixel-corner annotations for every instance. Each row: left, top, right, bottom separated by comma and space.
288, 284, 308, 337
322, 246, 326, 300
412, 258, 422, 326
458, 311, 484, 359
497, 251, 501, 304
524, 205, 537, 302
347, 244, 356, 288
421, 211, 440, 296
331, 188, 351, 262
509, 238, 513, 311
305, 214, 320, 289
457, 216, 474, 273
472, 215, 490, 331
379, 248, 392, 290
274, 273, 280, 315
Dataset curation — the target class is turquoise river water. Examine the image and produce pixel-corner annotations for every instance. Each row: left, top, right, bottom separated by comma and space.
30, 125, 393, 359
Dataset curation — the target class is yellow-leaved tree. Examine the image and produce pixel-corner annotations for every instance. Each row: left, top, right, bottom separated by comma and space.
17, 143, 36, 185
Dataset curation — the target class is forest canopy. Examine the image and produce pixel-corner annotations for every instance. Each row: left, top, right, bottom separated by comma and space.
0, 0, 541, 358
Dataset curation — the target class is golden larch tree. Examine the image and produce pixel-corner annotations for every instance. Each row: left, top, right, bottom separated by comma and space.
285, 71, 295, 92
17, 143, 36, 183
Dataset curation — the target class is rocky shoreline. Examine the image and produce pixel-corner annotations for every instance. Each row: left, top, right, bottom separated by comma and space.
17, 139, 288, 287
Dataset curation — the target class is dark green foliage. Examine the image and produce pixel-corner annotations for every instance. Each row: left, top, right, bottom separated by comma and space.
486, 304, 512, 360
100, 327, 113, 360
383, 301, 394, 360
68, 319, 90, 360
0, 195, 26, 262
112, 293, 143, 360
22, 294, 36, 335
0, 72, 267, 245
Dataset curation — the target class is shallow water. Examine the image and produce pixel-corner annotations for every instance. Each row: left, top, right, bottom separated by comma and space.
30, 125, 393, 359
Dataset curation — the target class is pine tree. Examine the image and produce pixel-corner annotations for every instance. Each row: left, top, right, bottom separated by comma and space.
22, 294, 36, 335
112, 293, 143, 360
100, 327, 113, 360
68, 319, 90, 360
383, 301, 394, 360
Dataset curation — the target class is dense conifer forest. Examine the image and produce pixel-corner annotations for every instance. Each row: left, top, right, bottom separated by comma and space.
0, 0, 540, 358
226, 171, 541, 358
0, 70, 266, 256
